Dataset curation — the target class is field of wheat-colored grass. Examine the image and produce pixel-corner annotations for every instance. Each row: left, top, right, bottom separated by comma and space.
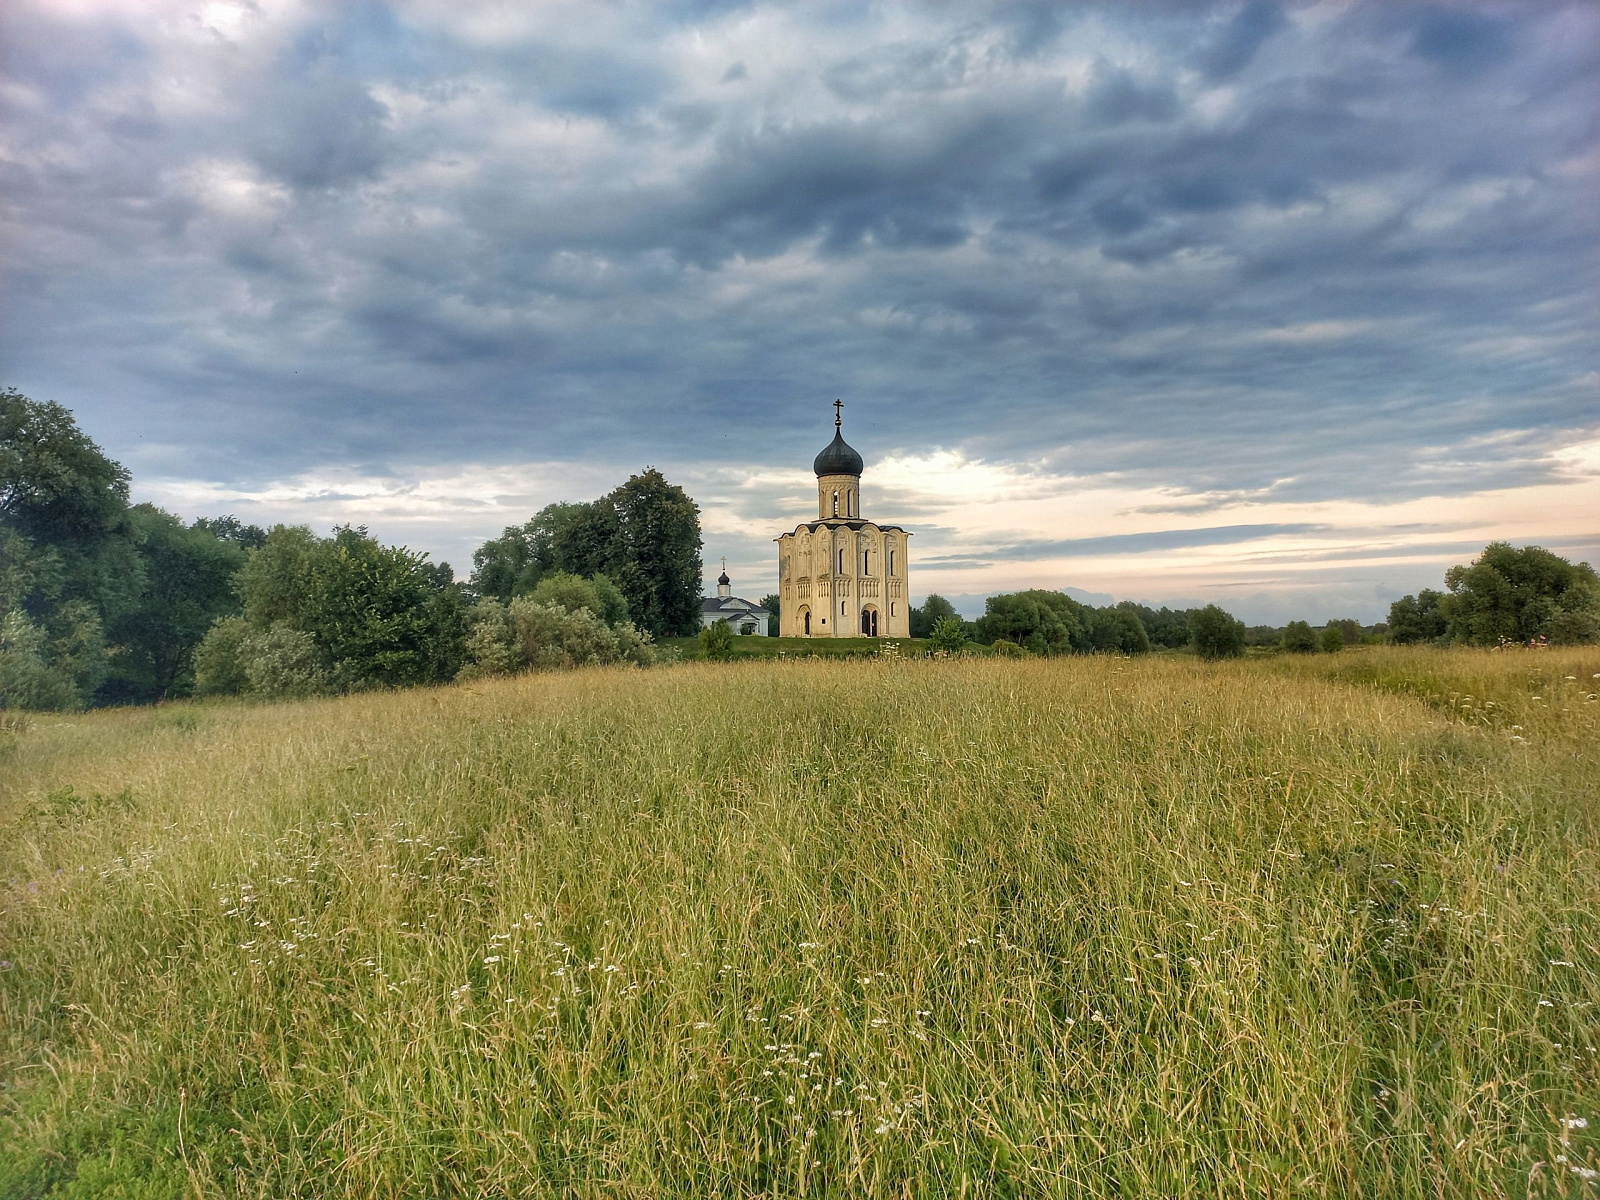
2, 647, 1597, 1198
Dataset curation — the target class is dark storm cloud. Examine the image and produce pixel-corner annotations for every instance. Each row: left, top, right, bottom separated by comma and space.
0, 0, 1595, 523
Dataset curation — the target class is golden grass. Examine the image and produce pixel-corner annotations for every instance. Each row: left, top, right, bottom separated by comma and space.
2, 647, 1597, 1197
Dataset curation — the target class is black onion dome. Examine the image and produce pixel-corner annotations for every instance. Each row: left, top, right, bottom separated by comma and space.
813, 429, 865, 477
717, 569, 730, 585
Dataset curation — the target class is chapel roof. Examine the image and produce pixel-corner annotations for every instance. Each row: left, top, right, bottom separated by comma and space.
700, 596, 769, 614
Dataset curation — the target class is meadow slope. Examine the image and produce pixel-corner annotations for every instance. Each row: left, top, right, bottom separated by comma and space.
2, 648, 1597, 1198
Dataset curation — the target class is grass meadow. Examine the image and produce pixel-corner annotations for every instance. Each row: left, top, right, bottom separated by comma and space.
2, 647, 1597, 1198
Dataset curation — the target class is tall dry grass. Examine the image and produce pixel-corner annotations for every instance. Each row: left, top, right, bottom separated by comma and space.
2, 647, 1597, 1197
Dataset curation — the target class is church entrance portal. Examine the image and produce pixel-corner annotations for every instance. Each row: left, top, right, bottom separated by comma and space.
860, 606, 879, 636
800, 606, 811, 636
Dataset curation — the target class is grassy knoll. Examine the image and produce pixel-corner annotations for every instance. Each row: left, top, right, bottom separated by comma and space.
2, 647, 1597, 1197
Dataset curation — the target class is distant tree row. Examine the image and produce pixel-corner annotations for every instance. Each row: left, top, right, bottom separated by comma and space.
904, 591, 1251, 660
1, 390, 702, 709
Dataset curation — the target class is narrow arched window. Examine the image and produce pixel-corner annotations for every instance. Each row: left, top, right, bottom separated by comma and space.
838, 548, 845, 574
832, 489, 839, 516
888, 549, 894, 576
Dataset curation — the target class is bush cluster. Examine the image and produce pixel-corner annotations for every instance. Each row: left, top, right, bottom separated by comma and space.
460, 595, 656, 679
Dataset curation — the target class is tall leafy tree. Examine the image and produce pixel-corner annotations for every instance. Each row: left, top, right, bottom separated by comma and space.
100, 506, 247, 703
1114, 600, 1192, 649
608, 468, 702, 637
974, 590, 1084, 655
1280, 620, 1318, 653
1387, 589, 1447, 644
300, 527, 465, 689
236, 525, 322, 628
470, 502, 612, 601
910, 593, 958, 638
192, 514, 268, 551
1443, 542, 1599, 645
0, 389, 143, 706
1189, 604, 1245, 659
1087, 606, 1150, 654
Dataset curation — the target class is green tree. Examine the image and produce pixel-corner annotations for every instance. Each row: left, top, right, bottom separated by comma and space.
700, 620, 735, 661
1, 388, 130, 547
974, 590, 1084, 655
910, 594, 959, 639
1387, 589, 1447, 644
469, 502, 600, 602
230, 524, 468, 692
760, 594, 780, 637
1189, 604, 1245, 660
0, 389, 145, 707
608, 469, 703, 638
236, 525, 321, 628
1319, 624, 1344, 653
300, 527, 464, 691
99, 506, 247, 703
1442, 542, 1600, 646
1087, 607, 1149, 654
191, 515, 268, 550
1115, 601, 1191, 649
470, 472, 702, 638
1280, 620, 1317, 653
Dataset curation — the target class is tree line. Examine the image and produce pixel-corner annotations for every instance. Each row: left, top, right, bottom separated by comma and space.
888, 538, 1600, 661
894, 591, 1256, 660
0, 389, 703, 709
5, 389, 1594, 709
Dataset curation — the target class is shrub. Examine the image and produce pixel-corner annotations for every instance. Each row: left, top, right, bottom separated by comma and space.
1280, 620, 1317, 654
1189, 605, 1245, 660
700, 620, 735, 662
511, 601, 619, 671
242, 624, 330, 698
0, 610, 81, 711
193, 616, 252, 696
989, 638, 1031, 658
928, 615, 968, 654
529, 571, 630, 627
457, 600, 523, 680
457, 599, 655, 678
1319, 624, 1344, 654
1548, 608, 1600, 645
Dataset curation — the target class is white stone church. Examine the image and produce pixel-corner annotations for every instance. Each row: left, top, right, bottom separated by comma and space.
775, 402, 910, 637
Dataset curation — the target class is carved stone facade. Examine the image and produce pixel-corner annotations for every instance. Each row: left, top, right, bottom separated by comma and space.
775, 407, 910, 638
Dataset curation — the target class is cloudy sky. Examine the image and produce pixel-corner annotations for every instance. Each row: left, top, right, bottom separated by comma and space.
3, 0, 1596, 622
